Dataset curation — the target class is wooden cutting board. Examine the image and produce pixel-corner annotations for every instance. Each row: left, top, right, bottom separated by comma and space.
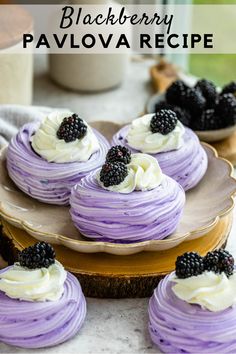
0, 214, 233, 298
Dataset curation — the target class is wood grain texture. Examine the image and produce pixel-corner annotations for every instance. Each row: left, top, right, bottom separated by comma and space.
0, 214, 232, 298
0, 5, 33, 49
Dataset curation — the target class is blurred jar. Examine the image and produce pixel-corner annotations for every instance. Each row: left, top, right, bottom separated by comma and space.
49, 0, 129, 92
0, 6, 33, 105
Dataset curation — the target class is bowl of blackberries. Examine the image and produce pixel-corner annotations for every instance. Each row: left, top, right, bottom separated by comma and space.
147, 80, 236, 142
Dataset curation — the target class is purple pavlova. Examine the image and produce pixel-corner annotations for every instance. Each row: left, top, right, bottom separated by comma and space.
111, 113, 208, 191
70, 152, 185, 243
6, 112, 109, 205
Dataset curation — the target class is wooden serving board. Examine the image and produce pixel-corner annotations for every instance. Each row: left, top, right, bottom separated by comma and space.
0, 213, 233, 298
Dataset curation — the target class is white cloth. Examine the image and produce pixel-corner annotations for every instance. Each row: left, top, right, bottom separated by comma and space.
0, 105, 55, 148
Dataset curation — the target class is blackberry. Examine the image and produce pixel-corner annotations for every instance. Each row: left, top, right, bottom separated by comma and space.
175, 252, 204, 279
181, 88, 206, 116
221, 81, 236, 96
204, 249, 234, 277
176, 108, 192, 127
106, 145, 131, 165
166, 80, 188, 106
155, 101, 191, 127
100, 162, 128, 187
57, 113, 87, 143
192, 109, 223, 131
18, 242, 56, 269
215, 93, 236, 127
150, 109, 178, 135
195, 79, 218, 108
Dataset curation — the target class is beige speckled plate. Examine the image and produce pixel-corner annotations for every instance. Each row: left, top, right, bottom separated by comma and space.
0, 121, 235, 255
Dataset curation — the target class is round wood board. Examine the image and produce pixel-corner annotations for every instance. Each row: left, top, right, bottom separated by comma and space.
211, 131, 236, 166
0, 214, 233, 298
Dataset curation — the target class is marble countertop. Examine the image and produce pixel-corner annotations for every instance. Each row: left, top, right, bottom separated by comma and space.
1, 55, 236, 354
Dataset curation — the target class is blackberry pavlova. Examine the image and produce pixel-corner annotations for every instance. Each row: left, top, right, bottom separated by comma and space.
6, 111, 109, 205
112, 110, 208, 191
70, 147, 185, 243
0, 242, 86, 348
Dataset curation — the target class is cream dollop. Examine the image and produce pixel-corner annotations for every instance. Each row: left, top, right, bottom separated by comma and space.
31, 111, 100, 163
171, 271, 236, 312
127, 114, 185, 154
0, 261, 67, 302
97, 153, 163, 193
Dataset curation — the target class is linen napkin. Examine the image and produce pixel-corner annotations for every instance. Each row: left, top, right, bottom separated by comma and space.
0, 104, 56, 148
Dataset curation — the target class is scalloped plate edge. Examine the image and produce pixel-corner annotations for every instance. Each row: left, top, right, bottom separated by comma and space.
0, 143, 235, 255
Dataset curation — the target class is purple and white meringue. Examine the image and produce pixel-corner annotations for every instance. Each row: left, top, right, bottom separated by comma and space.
148, 271, 236, 353
70, 162, 185, 243
0, 264, 86, 348
112, 116, 208, 191
7, 118, 109, 205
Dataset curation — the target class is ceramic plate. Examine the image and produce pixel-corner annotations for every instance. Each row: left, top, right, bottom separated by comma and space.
146, 93, 236, 143
0, 121, 235, 255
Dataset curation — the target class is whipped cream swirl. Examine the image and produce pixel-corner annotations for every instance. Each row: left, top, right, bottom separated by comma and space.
98, 153, 163, 193
31, 111, 100, 163
171, 271, 236, 312
127, 114, 185, 154
0, 261, 67, 302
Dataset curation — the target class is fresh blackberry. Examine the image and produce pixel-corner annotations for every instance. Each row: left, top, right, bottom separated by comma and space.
221, 81, 236, 96
166, 80, 188, 106
192, 109, 223, 131
175, 252, 204, 279
195, 79, 218, 108
57, 113, 87, 143
106, 145, 131, 165
100, 162, 128, 187
177, 109, 192, 127
150, 109, 178, 135
154, 101, 191, 127
18, 242, 56, 269
204, 249, 234, 277
215, 93, 236, 127
181, 88, 206, 116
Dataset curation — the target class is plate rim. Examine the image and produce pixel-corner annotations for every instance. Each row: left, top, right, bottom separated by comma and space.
0, 142, 235, 253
